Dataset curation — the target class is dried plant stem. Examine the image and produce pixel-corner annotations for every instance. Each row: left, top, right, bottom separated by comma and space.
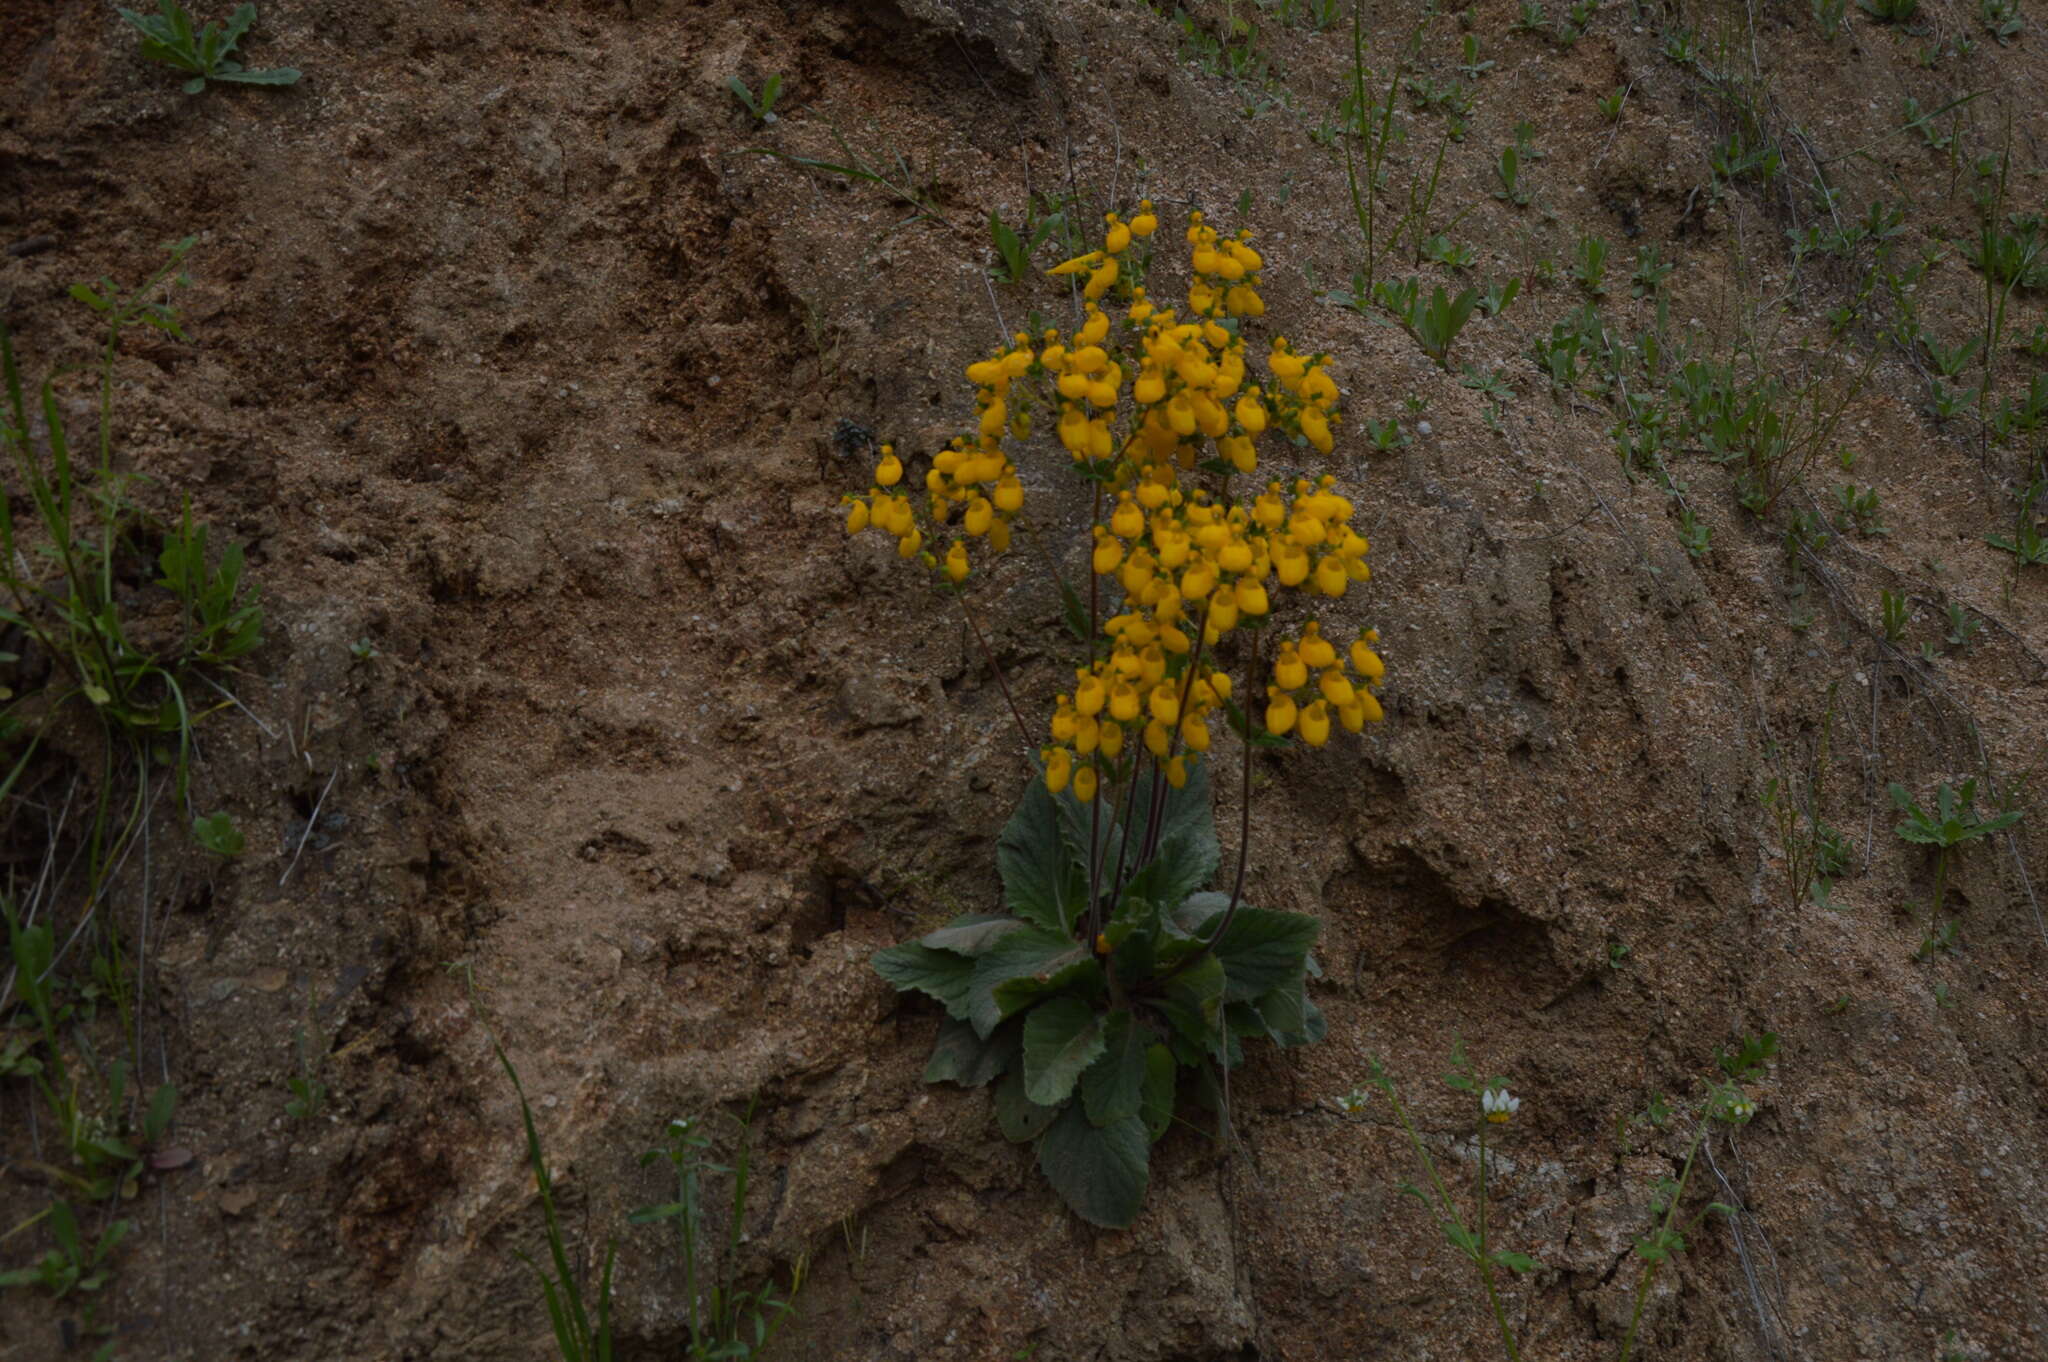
1085, 482, 1105, 921
955, 595, 1033, 754
1212, 630, 1263, 949
1133, 595, 1217, 873
1101, 751, 1151, 942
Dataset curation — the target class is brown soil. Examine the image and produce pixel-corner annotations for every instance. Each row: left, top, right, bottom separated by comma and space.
3, 1, 2046, 1360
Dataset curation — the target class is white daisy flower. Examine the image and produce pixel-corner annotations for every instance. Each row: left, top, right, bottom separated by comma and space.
1482, 1087, 1521, 1124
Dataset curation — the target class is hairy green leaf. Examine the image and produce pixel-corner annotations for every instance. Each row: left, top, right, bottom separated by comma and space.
1023, 996, 1108, 1107
994, 1067, 1061, 1142
997, 777, 1086, 931
1139, 1043, 1177, 1142
1200, 905, 1320, 1002
1079, 1011, 1148, 1126
923, 1016, 1016, 1087
1153, 952, 1226, 1058
872, 943, 975, 1020
1123, 757, 1221, 910
970, 926, 1099, 1037
1037, 1103, 1150, 1228
920, 913, 1029, 956
1254, 973, 1327, 1047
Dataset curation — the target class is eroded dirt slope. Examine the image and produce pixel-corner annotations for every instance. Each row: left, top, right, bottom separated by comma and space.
3, 1, 2046, 1359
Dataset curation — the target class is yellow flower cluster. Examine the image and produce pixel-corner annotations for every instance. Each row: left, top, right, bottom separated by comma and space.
843, 200, 1385, 799
1262, 621, 1386, 747
1184, 210, 1266, 320
1043, 624, 1234, 800
842, 337, 1033, 582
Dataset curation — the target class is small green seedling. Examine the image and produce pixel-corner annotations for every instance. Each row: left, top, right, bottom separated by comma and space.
1834, 483, 1888, 536
1421, 235, 1477, 271
1965, 214, 2048, 292
1458, 34, 1495, 79
1880, 589, 1909, 644
1364, 417, 1410, 451
1677, 508, 1711, 560
1494, 144, 1530, 206
1889, 778, 2024, 923
158, 500, 265, 667
1982, 0, 2024, 43
988, 208, 1066, 285
0, 1201, 133, 1299
1460, 365, 1513, 401
1478, 276, 1520, 317
192, 811, 244, 856
1917, 916, 1960, 959
117, 2, 300, 93
1987, 518, 2048, 565
1944, 603, 1981, 649
1717, 1032, 1778, 1080
1405, 282, 1478, 369
1572, 234, 1609, 296
1986, 479, 2048, 566
1858, 0, 1920, 22
1597, 86, 1626, 121
728, 74, 783, 125
1631, 244, 1673, 298
285, 1071, 326, 1120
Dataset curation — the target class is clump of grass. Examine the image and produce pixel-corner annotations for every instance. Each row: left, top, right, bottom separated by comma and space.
1347, 1036, 1775, 1362
2, 239, 265, 816
463, 965, 616, 1362
632, 1110, 807, 1359
463, 965, 803, 1358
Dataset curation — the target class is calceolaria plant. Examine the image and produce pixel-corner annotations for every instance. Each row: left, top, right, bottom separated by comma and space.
851, 202, 1387, 1228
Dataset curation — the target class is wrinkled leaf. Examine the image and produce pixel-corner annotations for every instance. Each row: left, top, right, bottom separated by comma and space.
1200, 905, 1320, 1002
1139, 1043, 1177, 1142
970, 926, 1098, 1037
872, 942, 976, 1020
1023, 996, 1107, 1107
923, 1015, 1015, 1087
1170, 890, 1232, 937
1254, 974, 1327, 1048
1153, 952, 1226, 1058
919, 913, 1028, 956
997, 777, 1087, 931
1079, 1011, 1147, 1126
1036, 1103, 1149, 1229
994, 1067, 1061, 1143
1119, 757, 1220, 911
